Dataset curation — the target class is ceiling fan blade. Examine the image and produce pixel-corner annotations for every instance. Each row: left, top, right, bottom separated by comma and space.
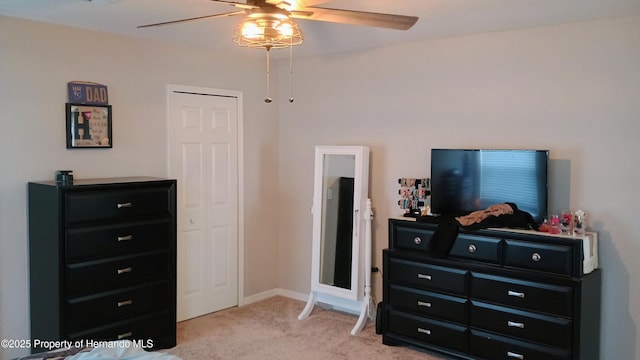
266, 0, 292, 6
137, 11, 245, 28
292, 6, 418, 30
209, 0, 258, 9
214, 0, 296, 10
293, 0, 328, 7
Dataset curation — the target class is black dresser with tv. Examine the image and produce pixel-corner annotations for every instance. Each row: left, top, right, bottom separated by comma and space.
378, 218, 601, 360
28, 177, 177, 352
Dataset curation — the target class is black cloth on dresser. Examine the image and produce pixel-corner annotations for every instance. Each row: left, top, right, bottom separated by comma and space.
425, 216, 459, 258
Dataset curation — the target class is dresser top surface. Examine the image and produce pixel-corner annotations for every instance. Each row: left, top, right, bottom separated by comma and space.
29, 176, 174, 188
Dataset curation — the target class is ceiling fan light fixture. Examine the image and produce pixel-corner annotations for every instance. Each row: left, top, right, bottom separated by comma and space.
233, 16, 303, 49
240, 20, 262, 39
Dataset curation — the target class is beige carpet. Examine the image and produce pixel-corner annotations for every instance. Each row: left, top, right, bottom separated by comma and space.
164, 296, 448, 360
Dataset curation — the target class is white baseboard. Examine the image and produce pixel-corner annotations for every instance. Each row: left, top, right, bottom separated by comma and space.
241, 288, 308, 306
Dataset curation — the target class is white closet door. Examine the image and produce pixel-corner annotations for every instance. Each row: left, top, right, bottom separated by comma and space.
168, 86, 240, 321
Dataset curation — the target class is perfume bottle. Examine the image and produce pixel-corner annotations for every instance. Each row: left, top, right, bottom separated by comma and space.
549, 214, 561, 234
560, 210, 573, 235
573, 210, 586, 237
539, 218, 550, 232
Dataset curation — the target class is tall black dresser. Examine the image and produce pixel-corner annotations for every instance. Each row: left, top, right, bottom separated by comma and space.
28, 177, 177, 351
379, 218, 601, 360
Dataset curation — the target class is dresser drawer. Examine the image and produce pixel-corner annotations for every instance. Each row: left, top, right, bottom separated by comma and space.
391, 223, 435, 252
66, 219, 171, 261
66, 282, 170, 333
470, 273, 573, 317
388, 284, 468, 324
66, 188, 171, 224
388, 257, 468, 295
66, 251, 170, 296
389, 310, 468, 353
470, 329, 571, 360
470, 301, 572, 348
504, 239, 573, 276
68, 311, 172, 346
449, 233, 502, 264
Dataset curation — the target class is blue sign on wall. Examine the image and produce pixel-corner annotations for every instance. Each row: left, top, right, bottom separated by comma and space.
67, 81, 109, 105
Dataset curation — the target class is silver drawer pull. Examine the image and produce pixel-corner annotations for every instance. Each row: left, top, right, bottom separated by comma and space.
117, 267, 133, 275
507, 290, 525, 298
417, 301, 432, 308
117, 202, 133, 209
117, 235, 133, 242
417, 273, 432, 281
507, 351, 524, 359
117, 299, 133, 307
117, 331, 132, 339
531, 252, 541, 262
468, 244, 477, 253
417, 327, 431, 335
508, 321, 525, 329
414, 236, 422, 245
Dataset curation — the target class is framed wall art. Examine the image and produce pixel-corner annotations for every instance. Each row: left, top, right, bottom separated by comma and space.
66, 103, 112, 148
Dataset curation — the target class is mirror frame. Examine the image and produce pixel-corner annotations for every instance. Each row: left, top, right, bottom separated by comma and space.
301, 145, 370, 309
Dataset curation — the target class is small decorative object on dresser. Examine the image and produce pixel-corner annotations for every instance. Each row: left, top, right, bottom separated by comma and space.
378, 218, 601, 360
28, 177, 177, 353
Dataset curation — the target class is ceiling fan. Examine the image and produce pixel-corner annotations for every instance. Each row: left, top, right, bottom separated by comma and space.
137, 0, 419, 32
138, 1, 418, 103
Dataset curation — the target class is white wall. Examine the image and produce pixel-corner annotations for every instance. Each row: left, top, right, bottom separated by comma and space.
0, 16, 281, 359
278, 15, 640, 359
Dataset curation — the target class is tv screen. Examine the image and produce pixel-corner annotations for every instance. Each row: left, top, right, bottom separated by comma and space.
430, 149, 549, 223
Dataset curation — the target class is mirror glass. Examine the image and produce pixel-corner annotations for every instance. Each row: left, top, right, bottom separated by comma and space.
319, 154, 356, 289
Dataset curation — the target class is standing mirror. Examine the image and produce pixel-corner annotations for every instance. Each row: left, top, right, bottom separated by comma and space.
298, 146, 374, 335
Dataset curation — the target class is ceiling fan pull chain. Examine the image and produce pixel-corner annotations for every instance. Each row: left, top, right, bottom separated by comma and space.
265, 47, 272, 103
289, 37, 294, 103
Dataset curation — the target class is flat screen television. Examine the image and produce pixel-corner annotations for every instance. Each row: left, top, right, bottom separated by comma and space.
430, 149, 549, 223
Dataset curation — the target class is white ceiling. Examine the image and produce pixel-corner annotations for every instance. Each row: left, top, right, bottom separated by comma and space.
2, 0, 640, 59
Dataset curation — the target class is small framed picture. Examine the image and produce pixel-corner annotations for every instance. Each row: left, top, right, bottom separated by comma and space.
66, 103, 112, 148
